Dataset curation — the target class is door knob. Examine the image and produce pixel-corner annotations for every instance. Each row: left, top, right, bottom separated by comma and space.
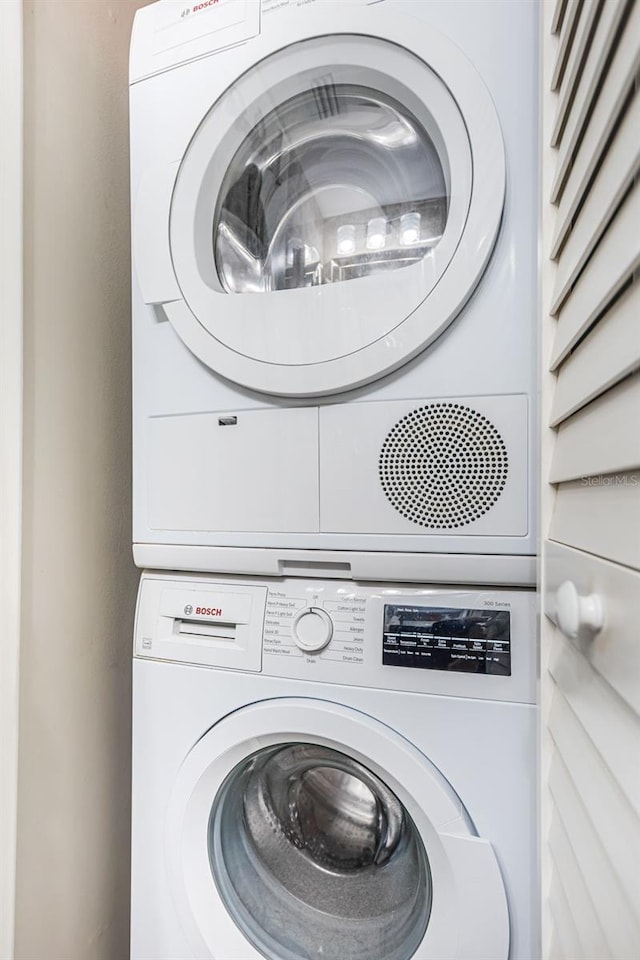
554, 580, 604, 640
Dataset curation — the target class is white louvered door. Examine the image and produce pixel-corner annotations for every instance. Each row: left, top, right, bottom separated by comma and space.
541, 1, 640, 958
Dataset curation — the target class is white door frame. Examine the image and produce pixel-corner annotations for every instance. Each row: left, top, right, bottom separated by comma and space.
0, 1, 23, 955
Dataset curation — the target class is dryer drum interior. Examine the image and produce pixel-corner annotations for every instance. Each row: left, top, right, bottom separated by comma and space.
208, 743, 432, 960
213, 83, 449, 294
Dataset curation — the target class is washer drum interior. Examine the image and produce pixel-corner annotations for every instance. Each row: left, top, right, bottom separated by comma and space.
209, 743, 432, 960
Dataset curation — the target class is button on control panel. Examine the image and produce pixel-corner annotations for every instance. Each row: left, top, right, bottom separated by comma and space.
264, 590, 366, 664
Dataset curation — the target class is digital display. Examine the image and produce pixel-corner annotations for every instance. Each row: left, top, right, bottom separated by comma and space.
382, 604, 511, 676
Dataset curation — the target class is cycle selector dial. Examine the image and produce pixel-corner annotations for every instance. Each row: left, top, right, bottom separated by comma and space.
293, 607, 333, 653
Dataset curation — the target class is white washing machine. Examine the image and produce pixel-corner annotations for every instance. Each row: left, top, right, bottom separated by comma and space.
129, 0, 539, 579
131, 570, 539, 960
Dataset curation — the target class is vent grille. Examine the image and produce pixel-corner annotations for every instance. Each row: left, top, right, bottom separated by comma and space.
379, 403, 509, 528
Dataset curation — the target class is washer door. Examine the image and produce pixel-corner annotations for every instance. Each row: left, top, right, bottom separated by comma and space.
166, 699, 509, 960
148, 7, 505, 397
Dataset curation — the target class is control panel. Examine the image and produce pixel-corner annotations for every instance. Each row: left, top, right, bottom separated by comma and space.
135, 573, 536, 704
264, 590, 365, 664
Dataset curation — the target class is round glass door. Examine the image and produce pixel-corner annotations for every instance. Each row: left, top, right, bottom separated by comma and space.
163, 17, 507, 396
209, 743, 431, 960
214, 84, 448, 295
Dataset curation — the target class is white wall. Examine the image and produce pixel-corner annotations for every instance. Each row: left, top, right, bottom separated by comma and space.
14, 2, 150, 957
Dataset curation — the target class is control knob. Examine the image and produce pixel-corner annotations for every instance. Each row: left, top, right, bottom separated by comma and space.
293, 607, 333, 653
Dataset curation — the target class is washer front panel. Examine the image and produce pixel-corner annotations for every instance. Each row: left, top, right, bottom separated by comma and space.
158, 6, 505, 396
130, 655, 540, 960
166, 700, 510, 960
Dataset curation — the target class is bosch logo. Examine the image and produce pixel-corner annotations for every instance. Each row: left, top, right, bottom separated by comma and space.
182, 0, 220, 16
184, 604, 193, 615
196, 606, 223, 617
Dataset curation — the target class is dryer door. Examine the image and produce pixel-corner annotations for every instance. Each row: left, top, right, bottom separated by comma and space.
166, 699, 509, 960
148, 7, 504, 397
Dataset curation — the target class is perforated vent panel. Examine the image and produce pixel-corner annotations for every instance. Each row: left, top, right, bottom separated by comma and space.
379, 403, 509, 528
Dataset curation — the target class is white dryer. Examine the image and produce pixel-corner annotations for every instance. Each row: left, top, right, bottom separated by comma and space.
129, 0, 539, 579
131, 570, 539, 960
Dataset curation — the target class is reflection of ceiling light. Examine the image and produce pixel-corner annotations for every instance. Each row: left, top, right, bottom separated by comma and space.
366, 217, 386, 250
400, 212, 421, 245
336, 224, 356, 255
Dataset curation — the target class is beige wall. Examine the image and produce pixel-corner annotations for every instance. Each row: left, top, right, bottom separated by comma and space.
15, 2, 150, 957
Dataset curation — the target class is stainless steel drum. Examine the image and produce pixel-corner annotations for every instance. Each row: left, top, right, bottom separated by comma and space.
209, 743, 432, 960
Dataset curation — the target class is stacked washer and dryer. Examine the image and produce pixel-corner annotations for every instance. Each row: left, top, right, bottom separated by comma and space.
129, 2, 539, 958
